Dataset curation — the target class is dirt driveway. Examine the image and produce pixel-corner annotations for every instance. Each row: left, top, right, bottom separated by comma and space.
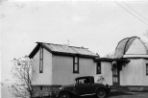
109, 91, 148, 98
80, 91, 148, 98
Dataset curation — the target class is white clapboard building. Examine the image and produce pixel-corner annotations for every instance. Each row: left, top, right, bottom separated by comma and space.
29, 42, 101, 97
99, 36, 148, 90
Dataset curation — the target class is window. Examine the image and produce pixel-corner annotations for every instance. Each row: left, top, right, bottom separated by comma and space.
73, 56, 79, 73
146, 63, 148, 75
40, 86, 43, 90
113, 77, 118, 83
113, 68, 118, 75
76, 78, 89, 84
96, 62, 101, 74
39, 47, 43, 73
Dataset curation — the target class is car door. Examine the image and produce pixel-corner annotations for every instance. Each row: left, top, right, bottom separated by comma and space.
75, 78, 92, 95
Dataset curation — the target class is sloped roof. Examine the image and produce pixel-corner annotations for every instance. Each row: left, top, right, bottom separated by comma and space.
114, 36, 139, 58
143, 42, 148, 52
29, 42, 97, 58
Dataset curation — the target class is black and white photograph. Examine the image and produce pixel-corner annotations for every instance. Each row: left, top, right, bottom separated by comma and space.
1, 0, 148, 98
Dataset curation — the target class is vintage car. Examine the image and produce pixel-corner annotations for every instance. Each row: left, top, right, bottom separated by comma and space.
57, 76, 110, 98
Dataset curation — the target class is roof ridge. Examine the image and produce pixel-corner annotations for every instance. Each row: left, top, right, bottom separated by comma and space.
129, 36, 140, 39
36, 42, 88, 49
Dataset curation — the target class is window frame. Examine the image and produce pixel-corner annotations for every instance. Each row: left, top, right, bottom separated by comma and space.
40, 86, 43, 90
39, 47, 43, 73
73, 56, 79, 74
146, 63, 148, 76
96, 62, 101, 74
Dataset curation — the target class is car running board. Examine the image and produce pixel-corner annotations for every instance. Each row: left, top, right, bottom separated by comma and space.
80, 93, 96, 96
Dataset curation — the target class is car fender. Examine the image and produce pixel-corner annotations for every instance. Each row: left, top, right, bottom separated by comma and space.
95, 85, 107, 92
58, 89, 77, 97
95, 85, 110, 95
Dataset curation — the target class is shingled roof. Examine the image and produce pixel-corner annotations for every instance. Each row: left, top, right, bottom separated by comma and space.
29, 42, 97, 58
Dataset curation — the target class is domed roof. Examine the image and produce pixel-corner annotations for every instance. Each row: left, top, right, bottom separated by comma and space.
114, 36, 141, 58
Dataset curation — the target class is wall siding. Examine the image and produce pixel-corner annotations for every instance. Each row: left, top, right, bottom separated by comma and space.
100, 59, 148, 86
121, 38, 148, 86
101, 62, 113, 85
120, 59, 148, 86
31, 48, 52, 85
79, 58, 96, 76
52, 55, 96, 85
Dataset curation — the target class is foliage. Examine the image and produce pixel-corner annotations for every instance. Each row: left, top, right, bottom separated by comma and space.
12, 56, 32, 98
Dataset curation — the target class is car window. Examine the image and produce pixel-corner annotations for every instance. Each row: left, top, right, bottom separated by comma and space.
77, 78, 90, 84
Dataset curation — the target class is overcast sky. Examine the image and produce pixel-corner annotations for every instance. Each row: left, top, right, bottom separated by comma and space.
1, 0, 148, 82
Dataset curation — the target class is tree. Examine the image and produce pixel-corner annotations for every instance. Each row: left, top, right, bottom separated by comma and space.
12, 56, 32, 98
105, 51, 114, 58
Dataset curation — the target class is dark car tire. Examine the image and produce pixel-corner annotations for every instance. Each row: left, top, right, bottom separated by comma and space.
59, 92, 71, 98
96, 88, 107, 98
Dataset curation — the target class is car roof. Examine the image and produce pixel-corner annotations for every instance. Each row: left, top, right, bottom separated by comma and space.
75, 76, 94, 80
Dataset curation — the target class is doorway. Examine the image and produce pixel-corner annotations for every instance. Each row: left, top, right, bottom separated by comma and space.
112, 61, 120, 87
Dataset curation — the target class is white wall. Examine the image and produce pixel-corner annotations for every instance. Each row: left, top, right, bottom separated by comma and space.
100, 59, 148, 86
121, 38, 148, 86
120, 59, 148, 86
31, 48, 52, 85
52, 55, 96, 85
79, 58, 96, 76
101, 62, 113, 85
143, 59, 148, 85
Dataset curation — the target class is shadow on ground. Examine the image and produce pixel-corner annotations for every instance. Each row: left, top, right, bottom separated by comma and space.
77, 91, 133, 98
109, 91, 133, 97
42, 91, 134, 98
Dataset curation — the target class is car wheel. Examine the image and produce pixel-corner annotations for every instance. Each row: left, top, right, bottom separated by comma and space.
96, 88, 107, 98
59, 92, 71, 98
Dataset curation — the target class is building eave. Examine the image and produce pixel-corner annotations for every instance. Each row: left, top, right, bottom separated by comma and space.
123, 54, 148, 59
95, 57, 129, 63
29, 44, 40, 58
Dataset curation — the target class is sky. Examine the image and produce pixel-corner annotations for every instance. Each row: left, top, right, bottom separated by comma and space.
1, 0, 148, 82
